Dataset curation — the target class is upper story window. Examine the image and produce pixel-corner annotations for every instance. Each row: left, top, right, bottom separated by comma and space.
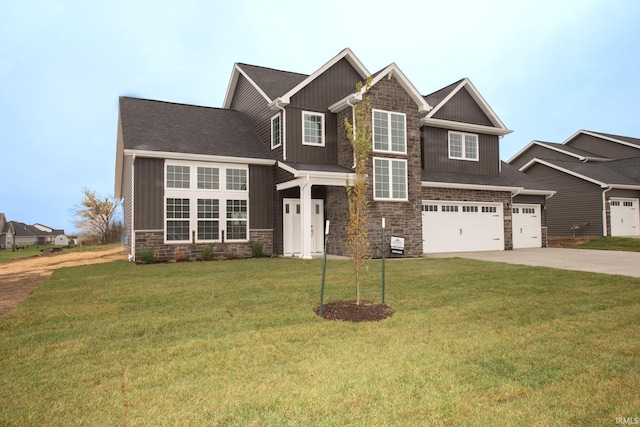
373, 157, 407, 201
449, 131, 478, 161
226, 168, 247, 190
197, 166, 219, 190
302, 111, 325, 146
271, 114, 281, 149
373, 110, 406, 154
166, 165, 190, 188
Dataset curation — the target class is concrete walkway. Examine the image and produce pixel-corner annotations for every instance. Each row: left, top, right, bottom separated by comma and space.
426, 248, 640, 278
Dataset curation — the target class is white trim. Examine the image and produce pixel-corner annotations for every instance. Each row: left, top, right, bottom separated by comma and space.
223, 63, 272, 109
270, 113, 282, 149
420, 117, 512, 136
372, 109, 407, 155
448, 130, 479, 161
422, 180, 521, 194
507, 140, 609, 164
563, 129, 640, 151
520, 158, 606, 187
123, 149, 275, 166
301, 111, 325, 146
373, 157, 408, 201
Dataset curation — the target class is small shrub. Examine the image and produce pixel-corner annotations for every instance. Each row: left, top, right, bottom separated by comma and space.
250, 241, 264, 258
224, 251, 237, 260
138, 247, 155, 264
200, 244, 216, 261
174, 252, 188, 262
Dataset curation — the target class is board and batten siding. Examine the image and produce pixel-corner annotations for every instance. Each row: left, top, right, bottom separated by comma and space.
421, 126, 500, 176
567, 133, 640, 159
229, 73, 280, 158
249, 165, 273, 229
509, 145, 581, 170
525, 162, 603, 236
431, 86, 494, 126
134, 157, 164, 230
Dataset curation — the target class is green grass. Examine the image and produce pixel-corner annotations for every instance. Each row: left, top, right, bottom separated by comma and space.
577, 236, 640, 252
1, 258, 639, 426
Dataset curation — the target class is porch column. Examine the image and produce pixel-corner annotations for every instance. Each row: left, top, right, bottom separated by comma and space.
300, 180, 313, 259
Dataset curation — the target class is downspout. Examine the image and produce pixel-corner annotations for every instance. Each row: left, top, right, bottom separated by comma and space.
347, 97, 357, 169
130, 154, 136, 261
602, 185, 613, 236
273, 100, 287, 161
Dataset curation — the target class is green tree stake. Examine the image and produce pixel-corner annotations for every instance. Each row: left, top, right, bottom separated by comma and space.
319, 220, 330, 316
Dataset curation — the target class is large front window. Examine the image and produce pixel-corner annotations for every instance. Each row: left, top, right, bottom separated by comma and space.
373, 110, 406, 154
373, 157, 407, 201
449, 131, 478, 161
302, 111, 325, 146
165, 161, 248, 243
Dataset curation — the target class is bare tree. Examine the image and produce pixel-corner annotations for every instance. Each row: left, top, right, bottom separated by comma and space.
74, 188, 121, 244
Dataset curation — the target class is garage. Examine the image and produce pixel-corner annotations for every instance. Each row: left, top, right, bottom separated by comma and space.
422, 201, 504, 253
512, 204, 542, 248
610, 198, 639, 236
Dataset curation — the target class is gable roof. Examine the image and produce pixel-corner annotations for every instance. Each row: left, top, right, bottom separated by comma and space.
564, 130, 640, 150
224, 48, 370, 109
329, 63, 432, 114
118, 97, 272, 162
507, 140, 610, 164
422, 161, 555, 196
421, 78, 512, 136
521, 157, 640, 189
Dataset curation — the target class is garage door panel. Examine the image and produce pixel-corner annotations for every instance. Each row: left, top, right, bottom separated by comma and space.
423, 202, 504, 253
513, 204, 542, 248
610, 198, 639, 237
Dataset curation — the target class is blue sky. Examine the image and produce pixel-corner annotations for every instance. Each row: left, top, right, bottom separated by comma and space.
1, 0, 639, 234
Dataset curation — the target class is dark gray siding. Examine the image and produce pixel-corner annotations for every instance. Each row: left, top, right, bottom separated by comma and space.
229, 74, 281, 158
422, 126, 500, 176
134, 157, 164, 230
431, 87, 493, 126
510, 145, 579, 169
249, 165, 273, 229
567, 134, 640, 159
525, 163, 603, 236
285, 58, 362, 164
512, 194, 546, 205
608, 189, 640, 199
122, 155, 134, 251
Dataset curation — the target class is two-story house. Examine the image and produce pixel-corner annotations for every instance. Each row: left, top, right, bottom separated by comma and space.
508, 130, 640, 237
115, 48, 553, 261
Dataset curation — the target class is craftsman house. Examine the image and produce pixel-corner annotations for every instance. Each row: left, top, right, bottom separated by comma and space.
508, 130, 640, 237
115, 48, 554, 261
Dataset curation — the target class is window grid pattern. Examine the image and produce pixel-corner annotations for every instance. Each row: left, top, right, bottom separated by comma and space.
374, 158, 407, 200
373, 110, 406, 153
197, 167, 219, 190
303, 112, 323, 145
166, 198, 190, 241
166, 165, 190, 188
226, 200, 247, 240
226, 169, 247, 190
449, 131, 479, 160
271, 115, 281, 149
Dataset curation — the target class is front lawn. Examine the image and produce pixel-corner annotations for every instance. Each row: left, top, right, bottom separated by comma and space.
1, 258, 638, 425
578, 236, 640, 252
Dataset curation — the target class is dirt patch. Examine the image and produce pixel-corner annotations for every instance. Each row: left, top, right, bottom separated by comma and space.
547, 237, 592, 248
317, 301, 394, 322
0, 246, 126, 316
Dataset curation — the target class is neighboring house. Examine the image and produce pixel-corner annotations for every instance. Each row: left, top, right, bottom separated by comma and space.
33, 223, 70, 246
115, 48, 554, 261
8, 221, 69, 246
508, 130, 640, 237
0, 213, 16, 249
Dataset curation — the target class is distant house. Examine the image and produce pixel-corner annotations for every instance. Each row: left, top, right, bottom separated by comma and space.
115, 48, 554, 262
508, 130, 640, 237
7, 221, 70, 246
33, 223, 69, 246
0, 213, 16, 249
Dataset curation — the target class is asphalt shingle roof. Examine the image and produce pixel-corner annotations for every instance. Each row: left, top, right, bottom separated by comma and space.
535, 141, 608, 159
236, 63, 308, 100
119, 97, 271, 160
541, 158, 640, 186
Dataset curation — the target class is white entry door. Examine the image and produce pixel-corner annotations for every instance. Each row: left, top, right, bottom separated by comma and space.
283, 198, 324, 256
610, 198, 639, 236
512, 204, 542, 248
422, 201, 504, 253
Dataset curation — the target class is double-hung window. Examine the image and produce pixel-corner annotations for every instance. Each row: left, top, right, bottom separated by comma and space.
302, 111, 325, 146
271, 114, 281, 149
373, 157, 407, 201
373, 109, 406, 154
449, 131, 478, 161
164, 161, 249, 243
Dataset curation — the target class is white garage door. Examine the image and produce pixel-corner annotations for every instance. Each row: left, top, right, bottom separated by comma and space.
422, 201, 504, 253
512, 204, 542, 248
610, 198, 639, 236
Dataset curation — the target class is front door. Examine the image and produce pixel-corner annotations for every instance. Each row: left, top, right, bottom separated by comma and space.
283, 198, 324, 256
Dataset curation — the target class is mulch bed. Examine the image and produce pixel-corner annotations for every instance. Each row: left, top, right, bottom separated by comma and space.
316, 301, 394, 322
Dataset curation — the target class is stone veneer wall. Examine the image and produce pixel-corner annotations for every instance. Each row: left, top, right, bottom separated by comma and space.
134, 229, 273, 261
422, 187, 514, 250
328, 76, 423, 258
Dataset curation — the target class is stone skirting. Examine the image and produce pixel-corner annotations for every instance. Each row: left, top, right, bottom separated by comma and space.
133, 229, 273, 261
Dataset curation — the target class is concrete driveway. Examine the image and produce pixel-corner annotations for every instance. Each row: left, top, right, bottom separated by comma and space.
427, 248, 640, 278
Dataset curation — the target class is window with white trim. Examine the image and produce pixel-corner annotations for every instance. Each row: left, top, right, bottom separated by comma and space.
449, 131, 478, 161
373, 110, 406, 154
164, 161, 248, 243
302, 111, 325, 146
374, 157, 407, 200
271, 114, 281, 149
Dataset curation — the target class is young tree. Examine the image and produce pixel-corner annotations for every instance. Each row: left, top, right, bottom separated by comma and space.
344, 77, 372, 305
74, 188, 121, 244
